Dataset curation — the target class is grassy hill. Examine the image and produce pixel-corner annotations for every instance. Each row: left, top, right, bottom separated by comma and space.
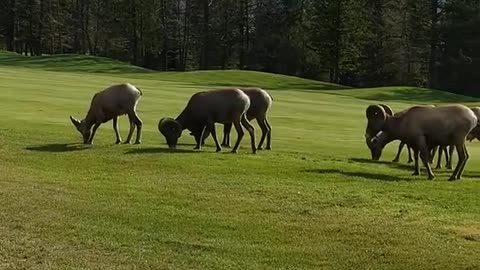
0, 52, 479, 269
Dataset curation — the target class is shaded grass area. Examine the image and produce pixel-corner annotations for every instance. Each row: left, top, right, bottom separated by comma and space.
0, 51, 151, 73
325, 86, 479, 104
0, 52, 479, 269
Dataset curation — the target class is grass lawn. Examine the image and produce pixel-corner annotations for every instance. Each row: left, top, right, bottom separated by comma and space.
0, 52, 479, 269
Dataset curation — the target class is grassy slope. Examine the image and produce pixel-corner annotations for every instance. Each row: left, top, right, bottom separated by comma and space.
0, 53, 479, 269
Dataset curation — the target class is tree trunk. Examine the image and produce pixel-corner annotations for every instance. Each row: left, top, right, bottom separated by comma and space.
200, 0, 210, 69
5, 0, 16, 51
428, 0, 440, 88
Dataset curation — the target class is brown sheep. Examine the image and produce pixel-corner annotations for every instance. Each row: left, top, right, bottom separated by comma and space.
366, 104, 477, 180
70, 83, 143, 144
197, 87, 273, 150
158, 88, 256, 153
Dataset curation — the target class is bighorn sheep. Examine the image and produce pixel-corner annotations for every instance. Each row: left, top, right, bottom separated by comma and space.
158, 88, 256, 153
196, 87, 273, 150
435, 107, 480, 170
365, 104, 413, 163
70, 83, 143, 144
366, 104, 477, 180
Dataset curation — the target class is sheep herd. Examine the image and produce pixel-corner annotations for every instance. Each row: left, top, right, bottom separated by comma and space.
365, 103, 480, 181
69, 83, 480, 182
69, 83, 273, 154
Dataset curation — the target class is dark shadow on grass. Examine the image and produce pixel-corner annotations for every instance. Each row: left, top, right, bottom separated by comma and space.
125, 147, 199, 154
26, 143, 89, 152
302, 168, 407, 182
457, 171, 480, 179
349, 158, 414, 171
177, 143, 199, 147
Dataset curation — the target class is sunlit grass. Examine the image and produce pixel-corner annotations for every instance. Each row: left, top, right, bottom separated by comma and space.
0, 52, 479, 269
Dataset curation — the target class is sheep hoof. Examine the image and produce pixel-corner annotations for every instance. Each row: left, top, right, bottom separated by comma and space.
216, 148, 222, 152
428, 175, 435, 180
392, 159, 399, 163
123, 141, 131, 145
266, 146, 271, 150
448, 177, 457, 181
412, 172, 420, 176
435, 166, 441, 170
194, 146, 200, 150
115, 140, 122, 144
408, 160, 413, 163
230, 149, 238, 154
134, 141, 141, 145
257, 146, 263, 150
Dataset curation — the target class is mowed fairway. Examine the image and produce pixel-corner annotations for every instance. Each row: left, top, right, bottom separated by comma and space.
0, 53, 479, 269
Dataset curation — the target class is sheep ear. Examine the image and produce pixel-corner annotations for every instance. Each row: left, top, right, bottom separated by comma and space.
70, 116, 80, 127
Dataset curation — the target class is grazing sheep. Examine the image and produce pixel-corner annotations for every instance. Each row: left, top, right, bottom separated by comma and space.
158, 88, 256, 153
197, 87, 273, 150
365, 104, 413, 163
366, 104, 477, 180
70, 83, 143, 144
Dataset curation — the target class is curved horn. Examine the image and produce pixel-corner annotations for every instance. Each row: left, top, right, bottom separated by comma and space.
158, 117, 182, 134
378, 104, 394, 116
158, 117, 173, 132
366, 105, 387, 121
70, 116, 80, 126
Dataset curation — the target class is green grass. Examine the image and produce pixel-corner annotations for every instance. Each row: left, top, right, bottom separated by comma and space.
0, 52, 479, 269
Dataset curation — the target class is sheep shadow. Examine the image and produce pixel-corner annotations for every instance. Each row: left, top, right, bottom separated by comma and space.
302, 168, 407, 182
125, 147, 199, 155
348, 158, 414, 171
26, 143, 89, 152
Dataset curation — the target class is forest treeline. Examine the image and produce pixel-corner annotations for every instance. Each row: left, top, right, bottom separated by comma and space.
0, 0, 479, 95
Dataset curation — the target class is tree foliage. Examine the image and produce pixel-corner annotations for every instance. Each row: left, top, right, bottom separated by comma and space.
0, 0, 479, 94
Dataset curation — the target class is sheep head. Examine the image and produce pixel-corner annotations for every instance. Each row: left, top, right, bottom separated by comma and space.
158, 117, 183, 149
367, 131, 392, 160
70, 116, 91, 144
365, 105, 387, 140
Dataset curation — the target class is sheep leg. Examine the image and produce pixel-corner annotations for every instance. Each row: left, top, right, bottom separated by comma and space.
429, 146, 438, 164
207, 122, 222, 152
256, 116, 269, 150
447, 145, 454, 169
87, 123, 101, 144
412, 149, 420, 176
231, 119, 245, 153
456, 144, 469, 180
450, 143, 468, 181
241, 115, 256, 154
113, 116, 122, 144
435, 146, 444, 169
194, 126, 207, 150
265, 118, 272, 150
221, 123, 232, 147
407, 145, 413, 163
123, 119, 135, 144
419, 141, 435, 180
131, 113, 143, 144
392, 141, 405, 163
444, 146, 450, 168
